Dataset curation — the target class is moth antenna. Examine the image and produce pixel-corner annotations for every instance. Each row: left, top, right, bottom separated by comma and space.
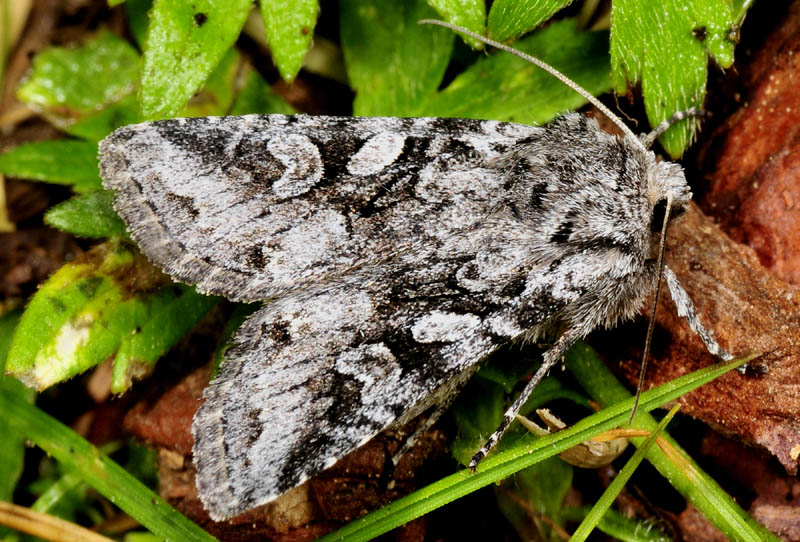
629, 195, 674, 424
419, 19, 645, 150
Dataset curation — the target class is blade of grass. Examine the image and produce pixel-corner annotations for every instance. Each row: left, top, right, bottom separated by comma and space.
565, 343, 778, 541
0, 389, 217, 542
30, 471, 83, 514
0, 309, 33, 506
319, 354, 748, 542
31, 442, 122, 514
570, 403, 680, 541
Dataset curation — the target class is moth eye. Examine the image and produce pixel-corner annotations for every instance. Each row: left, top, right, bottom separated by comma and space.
650, 198, 668, 233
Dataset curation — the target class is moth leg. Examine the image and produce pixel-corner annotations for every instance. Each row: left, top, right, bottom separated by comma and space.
468, 328, 582, 470
640, 108, 705, 149
664, 266, 732, 360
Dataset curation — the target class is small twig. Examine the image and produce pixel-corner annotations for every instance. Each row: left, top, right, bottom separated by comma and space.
0, 500, 115, 542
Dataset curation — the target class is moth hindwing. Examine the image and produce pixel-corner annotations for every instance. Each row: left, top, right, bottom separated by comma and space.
99, 111, 726, 520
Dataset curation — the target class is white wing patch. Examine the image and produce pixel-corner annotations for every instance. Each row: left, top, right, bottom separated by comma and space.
411, 311, 482, 343
269, 134, 323, 198
347, 132, 407, 176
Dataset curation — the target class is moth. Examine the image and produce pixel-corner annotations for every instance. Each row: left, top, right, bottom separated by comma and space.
98, 24, 731, 521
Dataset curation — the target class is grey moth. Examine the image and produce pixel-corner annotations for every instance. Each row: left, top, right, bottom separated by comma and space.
98, 25, 731, 521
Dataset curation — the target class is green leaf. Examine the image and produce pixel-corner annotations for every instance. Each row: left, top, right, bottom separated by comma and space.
124, 442, 159, 490
0, 310, 35, 503
6, 241, 218, 393
125, 0, 153, 49
0, 390, 218, 542
732, 0, 755, 21
178, 47, 240, 118
0, 140, 101, 192
320, 353, 749, 542
609, 0, 745, 156
488, 0, 573, 42
27, 441, 122, 526
261, 0, 319, 82
71, 46, 247, 138
421, 19, 611, 125
110, 283, 217, 393
17, 31, 139, 118
66, 94, 141, 142
450, 374, 508, 466
230, 67, 296, 115
341, 0, 454, 116
45, 191, 127, 238
211, 303, 259, 379
427, 0, 486, 48
496, 456, 573, 541
140, 0, 251, 119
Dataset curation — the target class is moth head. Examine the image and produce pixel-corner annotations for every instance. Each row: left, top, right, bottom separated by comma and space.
646, 154, 692, 234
